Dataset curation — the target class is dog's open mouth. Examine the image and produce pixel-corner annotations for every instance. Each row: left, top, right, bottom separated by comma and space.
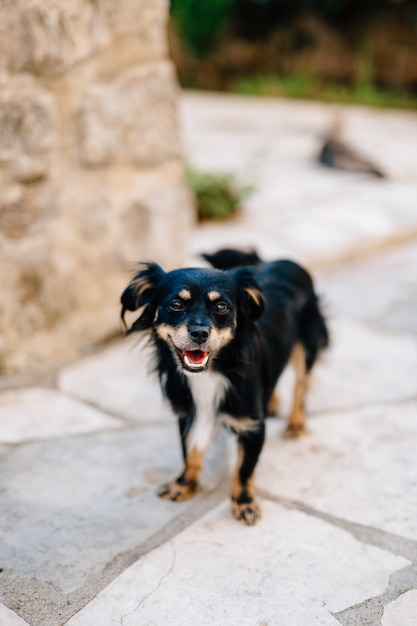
169, 337, 211, 372
180, 349, 209, 372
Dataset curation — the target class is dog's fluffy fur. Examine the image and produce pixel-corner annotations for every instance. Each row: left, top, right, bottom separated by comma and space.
121, 248, 329, 524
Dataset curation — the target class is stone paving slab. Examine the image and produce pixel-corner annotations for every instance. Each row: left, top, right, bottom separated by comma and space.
0, 387, 121, 443
0, 604, 29, 626
181, 92, 417, 268
277, 316, 417, 417
0, 424, 230, 618
320, 239, 417, 334
57, 336, 172, 423
65, 499, 409, 626
382, 590, 417, 626
180, 92, 417, 180
309, 318, 417, 412
258, 401, 417, 541
187, 178, 417, 270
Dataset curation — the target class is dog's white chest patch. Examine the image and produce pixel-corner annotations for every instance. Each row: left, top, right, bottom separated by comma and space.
187, 371, 229, 453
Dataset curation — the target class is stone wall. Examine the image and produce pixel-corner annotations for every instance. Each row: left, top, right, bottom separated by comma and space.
0, 0, 194, 375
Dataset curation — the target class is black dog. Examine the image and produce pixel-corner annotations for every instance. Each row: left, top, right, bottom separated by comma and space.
121, 248, 329, 525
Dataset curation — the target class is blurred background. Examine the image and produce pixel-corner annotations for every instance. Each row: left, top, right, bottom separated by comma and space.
1, 6, 417, 623
0, 0, 416, 377
169, 0, 417, 108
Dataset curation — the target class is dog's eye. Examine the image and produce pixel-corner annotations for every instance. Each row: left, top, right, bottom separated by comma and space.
214, 302, 230, 315
169, 299, 184, 312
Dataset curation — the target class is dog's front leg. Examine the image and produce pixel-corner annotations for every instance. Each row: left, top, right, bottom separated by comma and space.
158, 417, 204, 502
231, 423, 265, 525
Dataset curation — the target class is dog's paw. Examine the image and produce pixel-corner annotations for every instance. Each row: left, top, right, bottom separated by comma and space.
284, 422, 306, 438
157, 478, 198, 502
232, 499, 261, 525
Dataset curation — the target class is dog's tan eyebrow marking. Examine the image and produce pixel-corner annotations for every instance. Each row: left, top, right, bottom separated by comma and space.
178, 289, 191, 300
208, 290, 221, 301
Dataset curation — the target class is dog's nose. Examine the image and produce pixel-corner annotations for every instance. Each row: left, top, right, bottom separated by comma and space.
190, 326, 210, 344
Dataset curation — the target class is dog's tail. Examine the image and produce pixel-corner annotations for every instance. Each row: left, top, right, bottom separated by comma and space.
202, 248, 261, 270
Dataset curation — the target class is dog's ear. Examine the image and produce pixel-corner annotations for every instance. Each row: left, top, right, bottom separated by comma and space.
121, 262, 165, 333
232, 267, 265, 321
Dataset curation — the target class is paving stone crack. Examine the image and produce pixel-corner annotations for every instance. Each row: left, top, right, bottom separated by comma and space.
257, 488, 417, 562
258, 489, 417, 625
52, 481, 230, 626
332, 564, 417, 626
120, 541, 177, 625
311, 224, 417, 273
50, 386, 176, 430
51, 390, 135, 426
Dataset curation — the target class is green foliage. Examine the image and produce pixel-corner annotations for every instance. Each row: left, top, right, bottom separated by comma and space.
233, 74, 417, 110
171, 0, 234, 58
187, 167, 252, 221
321, 82, 417, 109
234, 74, 314, 99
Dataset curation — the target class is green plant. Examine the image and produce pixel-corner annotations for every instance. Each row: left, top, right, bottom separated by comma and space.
187, 167, 252, 221
234, 74, 315, 99
171, 0, 234, 58
232, 73, 417, 110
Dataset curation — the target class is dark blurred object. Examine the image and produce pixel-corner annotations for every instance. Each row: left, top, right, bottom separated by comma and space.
318, 123, 386, 178
232, 0, 397, 40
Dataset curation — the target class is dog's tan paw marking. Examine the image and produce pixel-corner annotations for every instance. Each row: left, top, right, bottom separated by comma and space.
157, 479, 197, 502
232, 500, 261, 525
284, 422, 306, 439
